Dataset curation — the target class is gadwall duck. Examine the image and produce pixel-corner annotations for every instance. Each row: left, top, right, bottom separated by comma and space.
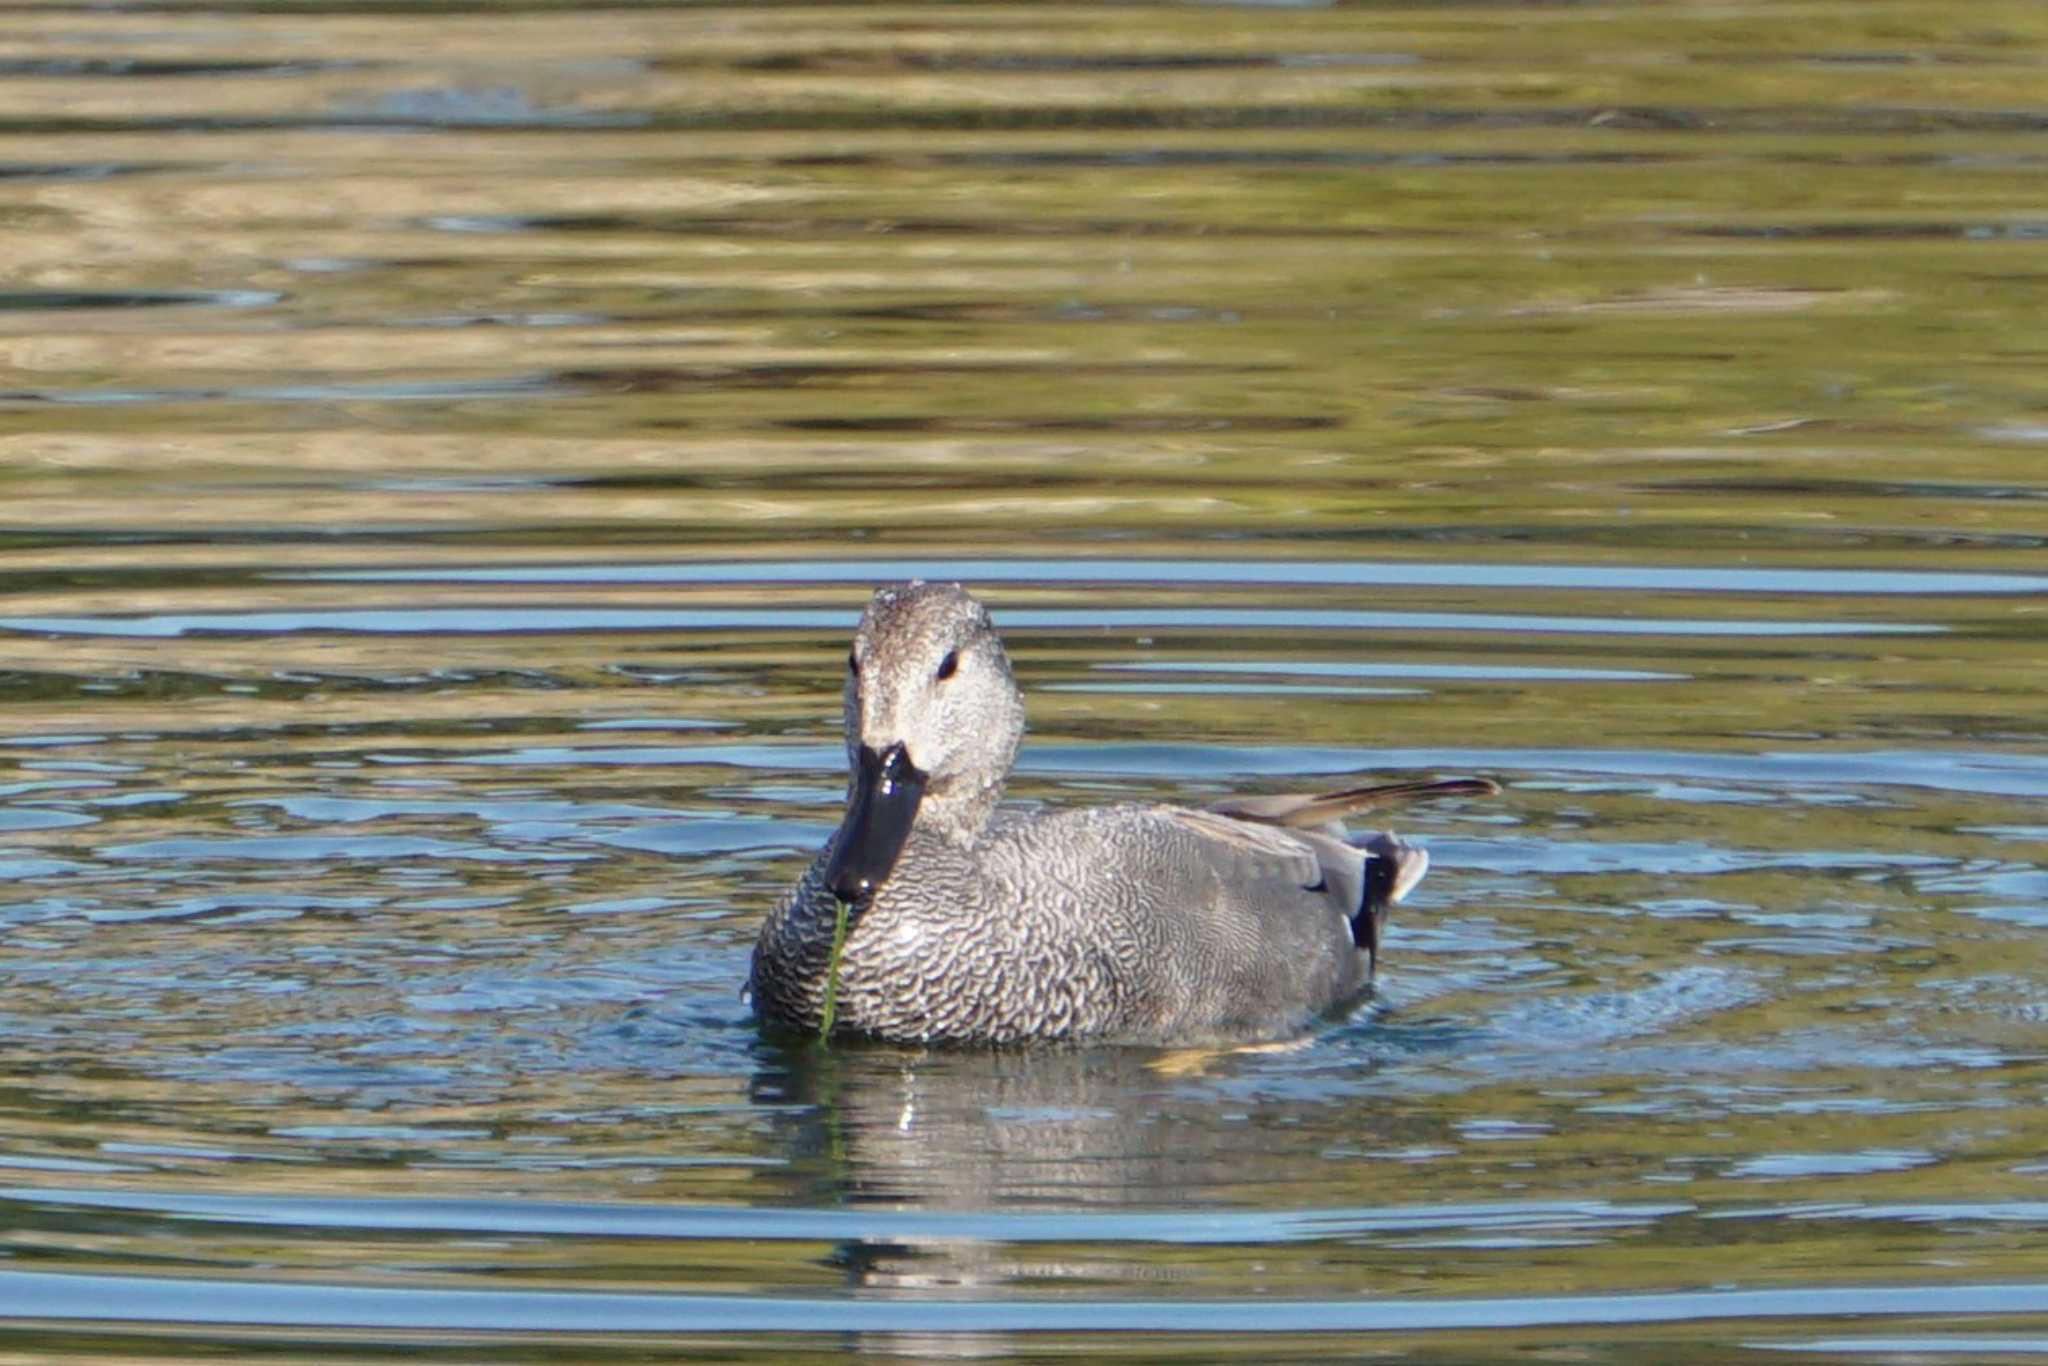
749, 581, 1498, 1045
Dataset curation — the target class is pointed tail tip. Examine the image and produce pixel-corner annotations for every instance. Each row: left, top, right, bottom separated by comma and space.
1439, 776, 1503, 800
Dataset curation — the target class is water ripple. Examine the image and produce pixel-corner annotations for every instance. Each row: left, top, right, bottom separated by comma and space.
0, 1187, 1686, 1244
1, 1267, 2045, 1335
281, 557, 2048, 596
0, 606, 1942, 639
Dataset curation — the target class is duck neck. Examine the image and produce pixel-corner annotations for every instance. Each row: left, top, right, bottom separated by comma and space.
913, 774, 1005, 849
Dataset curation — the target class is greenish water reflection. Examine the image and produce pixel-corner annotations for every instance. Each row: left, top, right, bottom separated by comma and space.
0, 0, 2045, 1359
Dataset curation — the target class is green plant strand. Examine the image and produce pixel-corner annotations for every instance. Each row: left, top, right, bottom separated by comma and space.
818, 898, 851, 1042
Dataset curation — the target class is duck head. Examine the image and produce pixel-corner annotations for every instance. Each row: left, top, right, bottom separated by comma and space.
825, 581, 1026, 904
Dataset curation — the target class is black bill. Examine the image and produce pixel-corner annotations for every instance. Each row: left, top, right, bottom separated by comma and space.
824, 741, 929, 903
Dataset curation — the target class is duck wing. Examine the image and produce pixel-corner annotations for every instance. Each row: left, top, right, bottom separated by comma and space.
1156, 806, 1418, 965
1205, 774, 1499, 916
1207, 776, 1500, 831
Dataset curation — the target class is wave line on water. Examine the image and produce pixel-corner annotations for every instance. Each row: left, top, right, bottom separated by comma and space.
0, 1268, 2046, 1335
378, 741, 2044, 800
276, 557, 2048, 596
0, 606, 1944, 639
0, 1187, 1686, 1244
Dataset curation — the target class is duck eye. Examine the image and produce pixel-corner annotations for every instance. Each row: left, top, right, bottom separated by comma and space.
935, 649, 959, 682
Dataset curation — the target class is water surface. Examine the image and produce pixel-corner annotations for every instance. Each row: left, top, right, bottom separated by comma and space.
1, 2, 2045, 1360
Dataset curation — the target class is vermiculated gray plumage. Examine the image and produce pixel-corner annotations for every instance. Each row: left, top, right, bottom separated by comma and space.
748, 581, 1498, 1046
